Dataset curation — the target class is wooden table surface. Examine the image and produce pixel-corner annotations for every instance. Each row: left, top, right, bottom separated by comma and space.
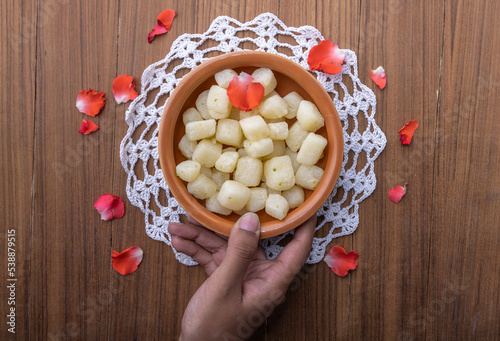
2, 0, 499, 340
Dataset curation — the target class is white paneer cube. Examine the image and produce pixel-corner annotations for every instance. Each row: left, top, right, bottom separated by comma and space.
283, 91, 305, 119
239, 115, 270, 141
215, 69, 237, 89
175, 160, 201, 182
187, 174, 217, 200
296, 133, 328, 165
296, 100, 325, 132
265, 194, 290, 220
215, 151, 239, 173
251, 68, 277, 96
206, 193, 232, 215
259, 94, 288, 119
268, 122, 289, 140
265, 117, 285, 123
234, 156, 263, 187
239, 109, 257, 120
245, 187, 268, 212
182, 107, 203, 125
285, 121, 309, 152
238, 148, 248, 158
178, 135, 197, 159
185, 119, 216, 141
295, 164, 324, 190
263, 90, 279, 101
263, 140, 286, 161
216, 119, 243, 147
200, 166, 212, 178
282, 186, 305, 209
196, 90, 211, 119
218, 180, 251, 211
191, 139, 222, 168
261, 183, 281, 195
207, 85, 233, 119
284, 148, 300, 172
211, 169, 230, 190
264, 156, 295, 191
243, 138, 274, 158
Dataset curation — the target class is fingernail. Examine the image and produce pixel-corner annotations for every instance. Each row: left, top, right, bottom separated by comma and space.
239, 213, 260, 233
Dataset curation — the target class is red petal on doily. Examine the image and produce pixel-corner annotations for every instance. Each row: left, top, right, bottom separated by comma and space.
307, 40, 345, 75
226, 72, 265, 111
112, 75, 138, 104
323, 245, 359, 277
399, 120, 419, 145
76, 89, 105, 117
370, 66, 387, 89
111, 246, 143, 275
389, 183, 407, 203
78, 119, 99, 135
148, 9, 176, 43
94, 194, 125, 221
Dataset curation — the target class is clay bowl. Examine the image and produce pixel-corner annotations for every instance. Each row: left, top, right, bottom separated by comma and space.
159, 51, 343, 239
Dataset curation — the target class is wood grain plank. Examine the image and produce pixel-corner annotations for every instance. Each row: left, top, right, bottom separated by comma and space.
350, 0, 446, 339
0, 0, 36, 339
425, 0, 500, 339
29, 1, 119, 339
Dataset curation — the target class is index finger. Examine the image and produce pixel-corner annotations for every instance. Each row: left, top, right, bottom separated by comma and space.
168, 221, 227, 254
273, 214, 317, 277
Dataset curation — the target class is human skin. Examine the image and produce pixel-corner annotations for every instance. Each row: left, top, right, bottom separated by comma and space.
168, 213, 317, 341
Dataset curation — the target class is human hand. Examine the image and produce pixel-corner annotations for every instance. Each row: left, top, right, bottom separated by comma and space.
168, 212, 317, 341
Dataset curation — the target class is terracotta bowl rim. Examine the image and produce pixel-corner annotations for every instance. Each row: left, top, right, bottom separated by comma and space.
158, 50, 343, 239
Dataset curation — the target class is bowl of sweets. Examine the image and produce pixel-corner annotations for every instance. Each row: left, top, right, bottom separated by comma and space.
159, 51, 343, 238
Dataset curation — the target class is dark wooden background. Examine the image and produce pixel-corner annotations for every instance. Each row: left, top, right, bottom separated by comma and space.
1, 0, 499, 340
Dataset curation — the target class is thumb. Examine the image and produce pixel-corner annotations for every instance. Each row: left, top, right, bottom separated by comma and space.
218, 213, 261, 285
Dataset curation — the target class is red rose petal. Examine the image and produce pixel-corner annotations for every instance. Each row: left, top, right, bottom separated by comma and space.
307, 40, 345, 75
370, 66, 387, 89
78, 119, 99, 135
323, 245, 359, 277
399, 120, 419, 145
112, 75, 138, 104
94, 194, 125, 221
226, 73, 265, 111
76, 89, 105, 117
148, 9, 176, 43
111, 246, 143, 275
148, 24, 168, 43
389, 183, 407, 203
157, 9, 176, 30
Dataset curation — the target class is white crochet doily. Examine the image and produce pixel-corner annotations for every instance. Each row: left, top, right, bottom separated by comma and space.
120, 13, 386, 265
